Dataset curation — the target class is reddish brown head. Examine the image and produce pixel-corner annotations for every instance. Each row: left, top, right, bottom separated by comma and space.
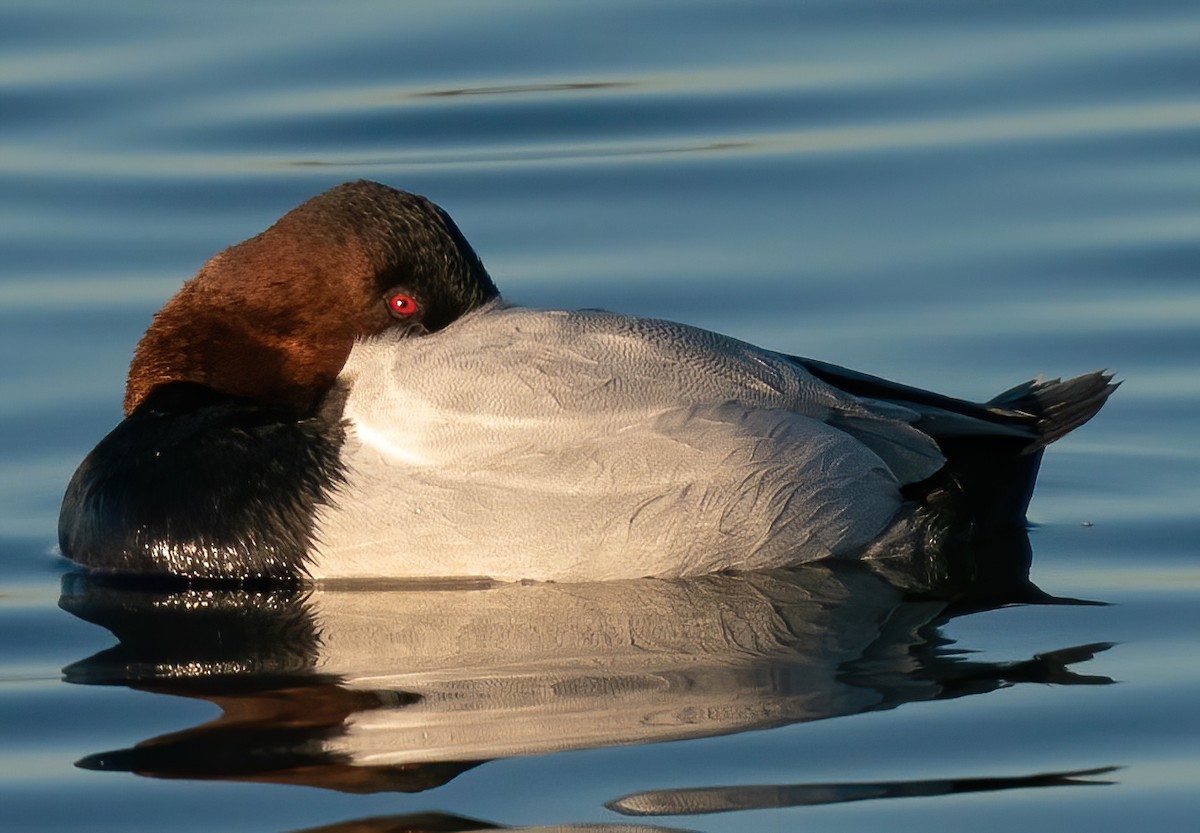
124, 181, 498, 415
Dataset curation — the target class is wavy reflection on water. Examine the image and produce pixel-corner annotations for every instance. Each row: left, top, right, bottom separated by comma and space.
289, 812, 691, 833
608, 766, 1119, 817
59, 530, 1114, 801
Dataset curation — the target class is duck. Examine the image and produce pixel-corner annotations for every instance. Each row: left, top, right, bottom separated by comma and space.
59, 180, 1117, 582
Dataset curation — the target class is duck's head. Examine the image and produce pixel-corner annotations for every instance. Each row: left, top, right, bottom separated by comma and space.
125, 180, 498, 415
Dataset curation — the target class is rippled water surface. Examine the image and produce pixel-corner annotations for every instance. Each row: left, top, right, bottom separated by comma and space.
2, 2, 1198, 831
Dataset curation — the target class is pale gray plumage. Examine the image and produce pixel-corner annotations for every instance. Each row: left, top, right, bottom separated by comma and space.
314, 302, 954, 581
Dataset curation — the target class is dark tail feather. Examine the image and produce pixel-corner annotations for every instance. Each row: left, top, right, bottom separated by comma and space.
864, 370, 1116, 598
910, 371, 1118, 528
793, 354, 1117, 527
989, 372, 1120, 453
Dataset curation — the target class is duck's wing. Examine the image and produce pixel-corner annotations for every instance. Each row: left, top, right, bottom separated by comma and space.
368, 306, 949, 486
569, 312, 952, 485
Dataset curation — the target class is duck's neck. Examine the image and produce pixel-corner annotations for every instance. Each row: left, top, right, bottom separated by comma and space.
124, 286, 353, 415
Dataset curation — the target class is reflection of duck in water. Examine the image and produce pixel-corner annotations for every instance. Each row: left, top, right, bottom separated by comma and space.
62, 547, 1112, 795
287, 811, 692, 833
60, 181, 1115, 581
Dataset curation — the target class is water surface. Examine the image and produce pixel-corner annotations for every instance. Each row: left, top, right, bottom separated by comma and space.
2, 1, 1198, 831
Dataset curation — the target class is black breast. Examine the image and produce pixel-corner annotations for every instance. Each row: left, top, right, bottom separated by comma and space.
58, 383, 346, 579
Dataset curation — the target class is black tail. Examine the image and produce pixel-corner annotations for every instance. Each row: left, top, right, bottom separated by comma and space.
831, 368, 1119, 606
988, 372, 1119, 453
793, 356, 1118, 527
916, 372, 1118, 527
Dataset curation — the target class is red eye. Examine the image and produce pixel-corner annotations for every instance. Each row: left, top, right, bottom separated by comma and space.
387, 294, 419, 317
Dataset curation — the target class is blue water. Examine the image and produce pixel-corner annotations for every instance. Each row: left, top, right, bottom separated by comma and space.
2, 1, 1198, 830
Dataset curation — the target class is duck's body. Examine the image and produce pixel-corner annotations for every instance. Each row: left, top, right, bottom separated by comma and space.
321, 303, 927, 581
59, 181, 1116, 582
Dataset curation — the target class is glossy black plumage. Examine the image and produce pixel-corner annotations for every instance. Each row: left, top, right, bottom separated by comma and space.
59, 383, 347, 579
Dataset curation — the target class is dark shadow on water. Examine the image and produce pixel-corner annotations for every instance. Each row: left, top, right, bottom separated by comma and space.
608, 766, 1120, 816
283, 140, 755, 169
409, 81, 636, 99
59, 524, 1116, 813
